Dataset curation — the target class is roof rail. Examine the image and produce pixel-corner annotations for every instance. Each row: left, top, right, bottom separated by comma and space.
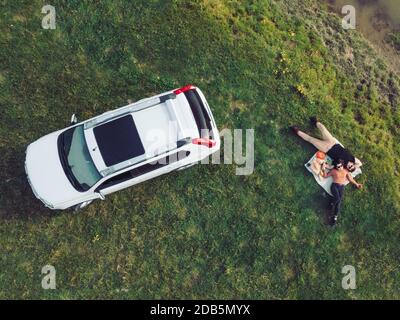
84, 93, 176, 130
100, 137, 191, 177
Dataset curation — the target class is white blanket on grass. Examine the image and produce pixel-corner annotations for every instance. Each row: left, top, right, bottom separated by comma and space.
305, 145, 362, 196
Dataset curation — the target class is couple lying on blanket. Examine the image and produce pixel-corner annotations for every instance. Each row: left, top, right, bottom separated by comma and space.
291, 117, 364, 226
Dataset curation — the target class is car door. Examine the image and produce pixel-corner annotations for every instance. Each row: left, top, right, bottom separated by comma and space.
96, 150, 191, 195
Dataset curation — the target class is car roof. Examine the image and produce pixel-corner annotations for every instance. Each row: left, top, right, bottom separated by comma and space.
93, 115, 145, 167
84, 90, 199, 176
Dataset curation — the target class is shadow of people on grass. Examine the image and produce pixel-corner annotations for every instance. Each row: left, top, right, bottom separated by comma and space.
0, 145, 54, 220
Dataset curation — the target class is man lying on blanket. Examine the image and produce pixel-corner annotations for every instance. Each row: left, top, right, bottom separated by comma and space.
291, 117, 365, 226
306, 151, 363, 226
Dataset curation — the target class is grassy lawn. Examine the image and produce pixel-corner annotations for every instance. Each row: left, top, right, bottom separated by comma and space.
0, 0, 399, 299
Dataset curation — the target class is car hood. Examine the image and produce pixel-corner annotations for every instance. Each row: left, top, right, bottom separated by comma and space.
25, 132, 81, 208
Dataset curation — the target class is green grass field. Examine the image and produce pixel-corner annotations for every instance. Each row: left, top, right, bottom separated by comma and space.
0, 0, 399, 299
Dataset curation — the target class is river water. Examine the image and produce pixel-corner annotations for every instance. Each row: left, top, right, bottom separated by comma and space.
324, 0, 399, 71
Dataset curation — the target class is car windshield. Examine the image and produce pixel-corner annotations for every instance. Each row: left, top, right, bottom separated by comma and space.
59, 125, 102, 191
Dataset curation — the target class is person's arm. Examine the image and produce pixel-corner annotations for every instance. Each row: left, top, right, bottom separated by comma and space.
323, 170, 333, 178
347, 173, 363, 189
355, 157, 363, 168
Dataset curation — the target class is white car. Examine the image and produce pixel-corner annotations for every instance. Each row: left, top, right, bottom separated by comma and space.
25, 85, 220, 210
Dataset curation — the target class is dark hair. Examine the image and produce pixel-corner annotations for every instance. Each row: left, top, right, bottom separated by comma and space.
342, 147, 355, 166
347, 162, 356, 172
333, 153, 355, 168
335, 159, 345, 168
345, 150, 355, 165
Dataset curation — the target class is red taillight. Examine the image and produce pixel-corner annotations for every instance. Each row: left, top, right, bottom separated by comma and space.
192, 138, 216, 148
174, 84, 195, 95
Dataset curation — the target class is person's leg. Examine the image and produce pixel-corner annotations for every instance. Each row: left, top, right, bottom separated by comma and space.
316, 122, 336, 142
330, 184, 344, 216
297, 130, 332, 152
336, 185, 344, 215
330, 183, 341, 216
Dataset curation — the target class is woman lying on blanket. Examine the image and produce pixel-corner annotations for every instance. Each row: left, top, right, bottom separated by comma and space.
291, 117, 364, 225
322, 159, 363, 225
290, 116, 363, 171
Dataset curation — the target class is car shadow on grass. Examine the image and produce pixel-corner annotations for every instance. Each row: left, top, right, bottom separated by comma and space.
0, 145, 54, 220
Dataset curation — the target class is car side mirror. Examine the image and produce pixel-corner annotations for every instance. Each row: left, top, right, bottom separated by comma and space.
70, 114, 78, 124
97, 191, 105, 201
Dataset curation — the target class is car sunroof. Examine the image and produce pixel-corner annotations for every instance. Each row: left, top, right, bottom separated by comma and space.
93, 115, 145, 167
